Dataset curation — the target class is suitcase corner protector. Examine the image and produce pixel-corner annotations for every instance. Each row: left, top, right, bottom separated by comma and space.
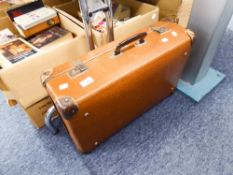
41, 68, 54, 87
185, 29, 195, 44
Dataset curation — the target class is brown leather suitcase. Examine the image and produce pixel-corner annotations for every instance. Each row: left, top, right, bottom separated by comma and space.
42, 21, 193, 153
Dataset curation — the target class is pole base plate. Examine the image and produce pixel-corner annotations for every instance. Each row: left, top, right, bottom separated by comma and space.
177, 68, 225, 102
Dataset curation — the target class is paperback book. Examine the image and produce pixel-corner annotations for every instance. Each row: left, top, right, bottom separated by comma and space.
0, 38, 38, 67
6, 0, 44, 21
13, 7, 58, 30
28, 26, 73, 49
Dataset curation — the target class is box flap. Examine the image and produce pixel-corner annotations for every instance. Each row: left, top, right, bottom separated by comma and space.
0, 16, 19, 34
115, 0, 156, 16
0, 2, 10, 17
55, 7, 84, 30
114, 9, 158, 40
54, 1, 82, 22
157, 0, 182, 19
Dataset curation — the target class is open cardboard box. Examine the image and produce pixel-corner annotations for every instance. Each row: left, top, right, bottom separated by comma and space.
177, 0, 194, 27
0, 11, 89, 128
138, 0, 194, 27
0, 2, 10, 17
55, 0, 159, 47
0, 0, 72, 18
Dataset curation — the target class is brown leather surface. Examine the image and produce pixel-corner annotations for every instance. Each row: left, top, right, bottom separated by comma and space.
45, 22, 192, 153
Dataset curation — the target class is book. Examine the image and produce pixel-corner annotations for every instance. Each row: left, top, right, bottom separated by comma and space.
27, 26, 73, 50
0, 38, 38, 68
13, 16, 60, 38
6, 0, 44, 21
13, 7, 58, 30
0, 28, 16, 45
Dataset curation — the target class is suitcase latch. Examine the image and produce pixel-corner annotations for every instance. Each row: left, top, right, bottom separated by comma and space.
151, 27, 169, 34
68, 63, 88, 78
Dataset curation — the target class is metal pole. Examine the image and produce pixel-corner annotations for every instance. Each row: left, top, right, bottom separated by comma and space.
104, 0, 114, 42
78, 0, 95, 50
178, 0, 233, 102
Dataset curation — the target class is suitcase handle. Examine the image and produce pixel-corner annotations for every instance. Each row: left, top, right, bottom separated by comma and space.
114, 32, 147, 56
45, 106, 60, 134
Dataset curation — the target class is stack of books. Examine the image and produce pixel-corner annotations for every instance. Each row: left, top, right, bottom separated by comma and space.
7, 1, 60, 38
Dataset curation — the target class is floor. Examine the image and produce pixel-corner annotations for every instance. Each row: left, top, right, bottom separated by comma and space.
0, 21, 233, 175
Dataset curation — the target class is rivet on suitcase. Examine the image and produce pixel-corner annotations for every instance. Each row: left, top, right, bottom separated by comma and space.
42, 22, 194, 153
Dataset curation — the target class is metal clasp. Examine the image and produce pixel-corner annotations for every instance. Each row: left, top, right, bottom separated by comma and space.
68, 63, 88, 78
151, 26, 169, 34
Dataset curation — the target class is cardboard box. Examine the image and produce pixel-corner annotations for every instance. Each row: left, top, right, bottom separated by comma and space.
138, 0, 194, 27
137, 0, 158, 4
0, 11, 89, 128
0, 11, 6, 18
0, 16, 19, 34
23, 97, 53, 129
0, 2, 10, 10
177, 0, 194, 27
156, 0, 182, 19
0, 2, 10, 18
138, 0, 181, 19
55, 0, 159, 47
55, 1, 81, 20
